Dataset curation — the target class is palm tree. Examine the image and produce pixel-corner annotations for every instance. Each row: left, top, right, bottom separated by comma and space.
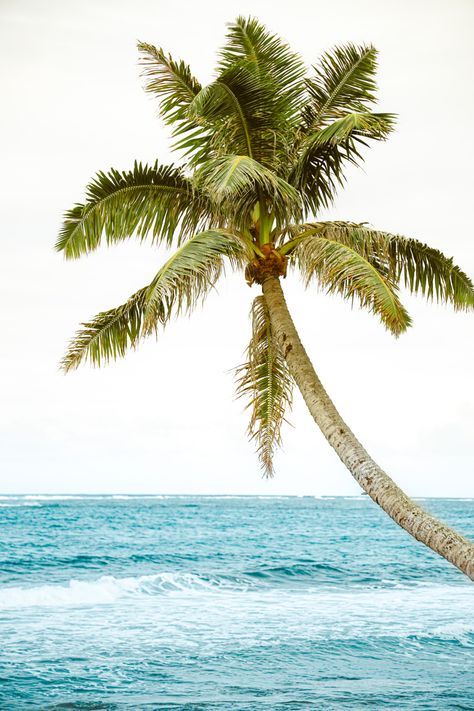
57, 17, 474, 579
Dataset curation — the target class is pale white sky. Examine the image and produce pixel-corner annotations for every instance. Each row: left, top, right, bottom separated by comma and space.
1, 0, 473, 495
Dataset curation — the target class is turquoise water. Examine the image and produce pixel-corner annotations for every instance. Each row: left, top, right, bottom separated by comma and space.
0, 495, 473, 709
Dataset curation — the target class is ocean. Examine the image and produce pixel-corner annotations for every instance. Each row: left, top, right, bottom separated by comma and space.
0, 495, 472, 709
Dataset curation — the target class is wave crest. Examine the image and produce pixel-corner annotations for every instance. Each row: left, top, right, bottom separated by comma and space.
0, 572, 253, 610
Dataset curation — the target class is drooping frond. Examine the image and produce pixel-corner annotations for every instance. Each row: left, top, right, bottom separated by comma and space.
235, 296, 293, 476
62, 230, 247, 371
291, 223, 474, 311
304, 44, 379, 130
387, 234, 474, 309
61, 288, 148, 372
295, 229, 411, 335
218, 16, 306, 121
56, 162, 212, 259
194, 154, 302, 229
142, 229, 249, 330
289, 112, 395, 214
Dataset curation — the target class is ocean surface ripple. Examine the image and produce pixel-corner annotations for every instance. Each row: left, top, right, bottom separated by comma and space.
0, 495, 472, 709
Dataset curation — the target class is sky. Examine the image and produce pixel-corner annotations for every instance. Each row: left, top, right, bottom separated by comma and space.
1, 0, 473, 495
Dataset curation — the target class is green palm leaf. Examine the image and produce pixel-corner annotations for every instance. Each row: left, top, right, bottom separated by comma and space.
189, 72, 257, 158
387, 234, 474, 309
290, 113, 395, 214
218, 16, 306, 120
61, 287, 149, 372
138, 42, 202, 123
235, 295, 293, 476
62, 230, 247, 371
287, 44, 386, 212
137, 42, 211, 163
143, 229, 249, 330
304, 44, 379, 130
295, 230, 411, 335
189, 62, 281, 167
194, 154, 302, 229
306, 112, 395, 146
56, 162, 212, 259
293, 223, 474, 310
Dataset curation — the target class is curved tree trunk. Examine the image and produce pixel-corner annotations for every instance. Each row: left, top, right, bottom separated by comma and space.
262, 276, 474, 581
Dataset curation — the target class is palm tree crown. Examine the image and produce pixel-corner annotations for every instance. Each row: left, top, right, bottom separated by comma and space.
57, 17, 474, 476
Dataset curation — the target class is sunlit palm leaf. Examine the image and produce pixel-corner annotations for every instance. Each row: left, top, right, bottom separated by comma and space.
307, 112, 395, 146
235, 296, 293, 476
56, 162, 212, 258
388, 234, 474, 309
143, 229, 249, 330
62, 230, 248, 371
294, 223, 474, 310
194, 154, 302, 228
296, 230, 411, 335
61, 288, 148, 372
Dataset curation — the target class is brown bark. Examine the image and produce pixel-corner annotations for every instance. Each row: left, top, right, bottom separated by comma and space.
262, 275, 474, 581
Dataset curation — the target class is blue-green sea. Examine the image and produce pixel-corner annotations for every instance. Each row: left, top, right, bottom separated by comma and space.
0, 495, 473, 709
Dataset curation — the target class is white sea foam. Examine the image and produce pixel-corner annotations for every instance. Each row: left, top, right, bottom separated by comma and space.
1, 572, 472, 624
23, 495, 90, 500
0, 572, 252, 610
433, 620, 474, 640
112, 495, 167, 499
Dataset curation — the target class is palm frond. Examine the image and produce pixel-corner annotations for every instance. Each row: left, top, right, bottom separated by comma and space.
387, 234, 474, 309
138, 42, 202, 124
143, 229, 249, 330
56, 162, 212, 259
289, 113, 395, 214
307, 112, 395, 146
189, 62, 282, 165
137, 42, 211, 163
304, 44, 379, 130
218, 16, 306, 121
288, 138, 360, 214
293, 223, 474, 311
189, 73, 257, 158
235, 295, 293, 476
61, 287, 149, 372
194, 154, 302, 229
62, 230, 247, 371
295, 230, 411, 335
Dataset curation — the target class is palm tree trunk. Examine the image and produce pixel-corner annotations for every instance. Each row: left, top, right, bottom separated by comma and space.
262, 276, 474, 581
